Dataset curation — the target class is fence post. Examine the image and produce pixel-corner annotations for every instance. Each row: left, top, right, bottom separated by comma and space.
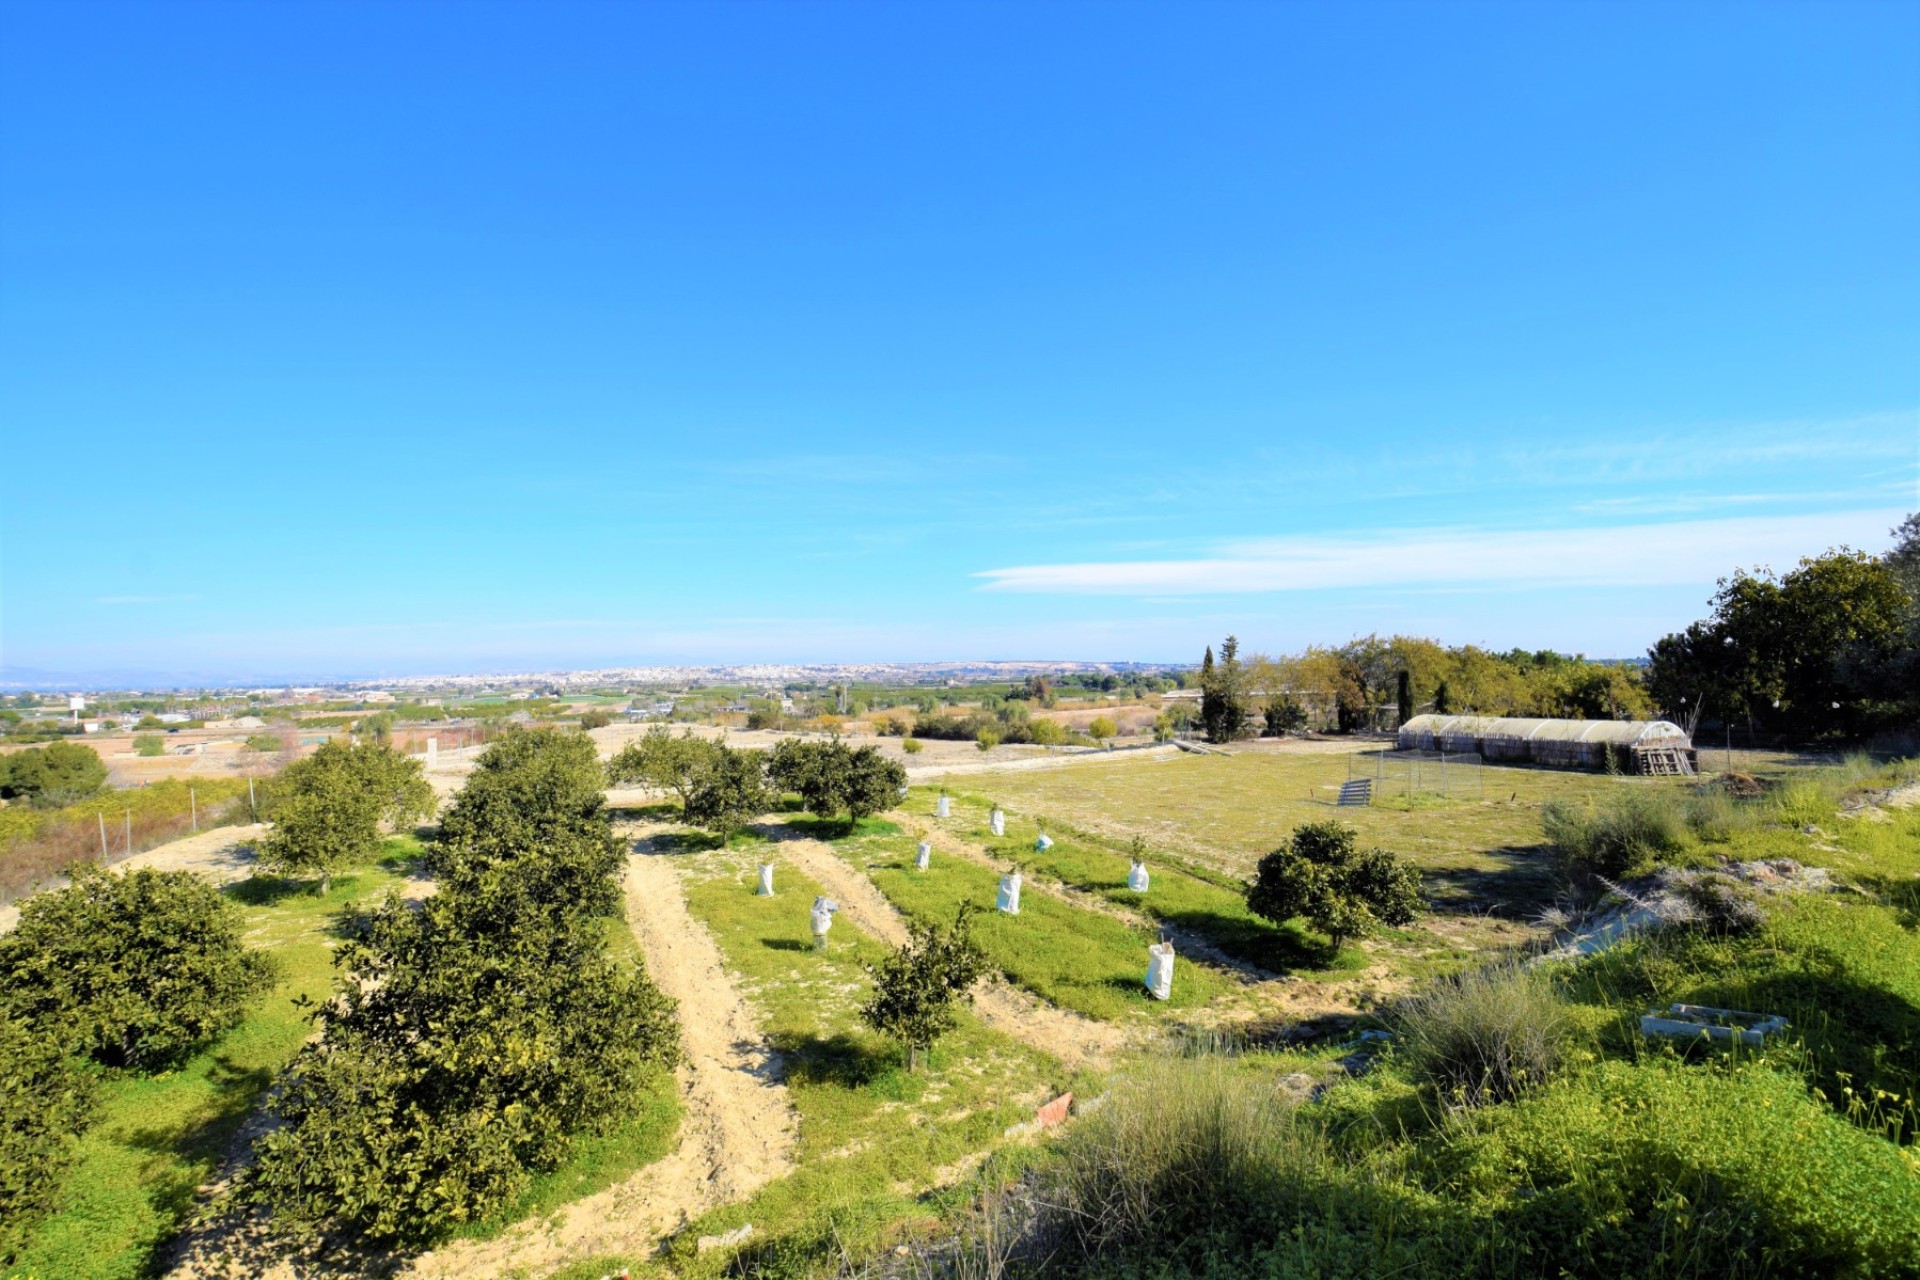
99, 812, 109, 859
125, 810, 131, 855
190, 788, 197, 832
249, 777, 257, 821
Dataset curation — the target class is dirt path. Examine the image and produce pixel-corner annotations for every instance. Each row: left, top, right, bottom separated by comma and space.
403, 835, 798, 1277
766, 826, 1134, 1072
0, 823, 267, 934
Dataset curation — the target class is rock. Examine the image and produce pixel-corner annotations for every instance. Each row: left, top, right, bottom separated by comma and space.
697, 1223, 755, 1253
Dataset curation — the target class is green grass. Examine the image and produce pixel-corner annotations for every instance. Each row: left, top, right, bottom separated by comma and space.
918, 788, 1349, 975
562, 841, 1069, 1279
821, 819, 1237, 1019
931, 748, 1663, 914
7, 839, 421, 1280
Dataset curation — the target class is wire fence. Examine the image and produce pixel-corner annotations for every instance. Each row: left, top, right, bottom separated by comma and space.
1349, 749, 1486, 801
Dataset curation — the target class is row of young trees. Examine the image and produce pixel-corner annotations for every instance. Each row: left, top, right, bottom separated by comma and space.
608, 727, 907, 834
240, 729, 680, 1245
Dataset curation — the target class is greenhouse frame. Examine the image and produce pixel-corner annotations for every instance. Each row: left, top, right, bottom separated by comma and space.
1395, 714, 1695, 774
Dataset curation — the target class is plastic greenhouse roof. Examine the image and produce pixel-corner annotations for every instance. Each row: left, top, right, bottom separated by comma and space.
1398, 714, 1690, 746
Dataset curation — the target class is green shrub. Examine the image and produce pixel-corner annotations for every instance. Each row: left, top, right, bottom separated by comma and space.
0, 864, 274, 1070
1393, 962, 1579, 1107
259, 740, 433, 894
0, 741, 108, 807
577, 708, 612, 730
1770, 778, 1839, 827
1247, 821, 1423, 947
0, 1011, 95, 1265
133, 734, 167, 757
900, 736, 923, 755
975, 727, 1001, 751
1431, 1059, 1920, 1278
1541, 787, 1687, 878
243, 733, 282, 753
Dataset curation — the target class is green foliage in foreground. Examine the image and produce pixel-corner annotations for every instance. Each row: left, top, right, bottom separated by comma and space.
768, 738, 907, 826
0, 864, 274, 1070
1247, 820, 1424, 947
1016, 1049, 1920, 1280
0, 1011, 96, 1265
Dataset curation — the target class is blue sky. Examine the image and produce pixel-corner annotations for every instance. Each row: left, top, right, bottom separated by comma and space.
2, 0, 1915, 685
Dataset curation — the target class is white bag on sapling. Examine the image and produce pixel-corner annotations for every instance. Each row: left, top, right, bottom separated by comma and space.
810, 896, 839, 950
915, 840, 931, 870
997, 871, 1022, 914
989, 808, 1005, 837
936, 794, 951, 818
1145, 941, 1175, 1000
757, 863, 775, 896
1128, 861, 1150, 893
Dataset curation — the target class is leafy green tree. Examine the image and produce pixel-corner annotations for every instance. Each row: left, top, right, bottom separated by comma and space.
242, 885, 677, 1243
766, 739, 906, 826
1396, 670, 1415, 727
243, 733, 281, 753
0, 1011, 96, 1265
134, 733, 167, 757
976, 727, 1001, 751
1246, 821, 1423, 949
243, 726, 679, 1245
1262, 695, 1306, 737
1647, 548, 1914, 737
577, 708, 613, 730
860, 905, 989, 1070
606, 725, 723, 812
1088, 715, 1118, 744
356, 710, 397, 743
259, 740, 433, 894
1200, 636, 1250, 743
0, 741, 108, 807
0, 865, 273, 1069
683, 745, 771, 837
431, 727, 623, 916
1029, 718, 1067, 746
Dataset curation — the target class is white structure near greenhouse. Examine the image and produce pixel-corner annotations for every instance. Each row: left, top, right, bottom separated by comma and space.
1396, 714, 1695, 775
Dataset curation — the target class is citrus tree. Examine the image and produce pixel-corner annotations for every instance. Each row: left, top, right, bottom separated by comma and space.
1246, 821, 1423, 949
861, 905, 988, 1070
259, 740, 433, 893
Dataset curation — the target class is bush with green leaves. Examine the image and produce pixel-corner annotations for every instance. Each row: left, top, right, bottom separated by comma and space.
901, 736, 924, 755
1393, 962, 1578, 1108
681, 743, 771, 837
0, 864, 273, 1069
577, 708, 613, 730
0, 1011, 96, 1265
0, 741, 108, 807
606, 724, 724, 811
259, 739, 433, 893
133, 733, 167, 757
243, 881, 677, 1244
1541, 787, 1687, 879
767, 738, 906, 825
861, 905, 989, 1070
1246, 820, 1423, 947
243, 732, 282, 753
429, 726, 624, 913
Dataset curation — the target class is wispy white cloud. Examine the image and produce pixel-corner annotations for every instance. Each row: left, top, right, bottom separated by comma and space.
94, 593, 202, 606
975, 509, 1911, 596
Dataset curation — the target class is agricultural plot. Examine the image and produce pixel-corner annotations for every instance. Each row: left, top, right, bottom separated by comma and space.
942, 745, 1667, 914
560, 839, 1068, 1279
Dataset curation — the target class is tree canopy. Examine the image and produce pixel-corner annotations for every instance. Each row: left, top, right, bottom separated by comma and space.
1645, 541, 1918, 738
0, 741, 108, 807
0, 1011, 95, 1265
259, 739, 434, 893
767, 739, 906, 826
244, 724, 679, 1245
861, 905, 989, 1069
0, 864, 274, 1070
606, 725, 724, 811
1246, 821, 1423, 948
682, 744, 772, 838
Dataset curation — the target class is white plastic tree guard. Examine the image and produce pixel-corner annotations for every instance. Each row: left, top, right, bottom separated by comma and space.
898, 783, 910, 799
936, 795, 951, 818
997, 871, 1022, 914
915, 840, 931, 870
810, 896, 839, 951
989, 808, 1006, 837
425, 736, 438, 766
1145, 942, 1175, 1000
757, 864, 776, 896
1128, 861, 1150, 893
1035, 833, 1054, 852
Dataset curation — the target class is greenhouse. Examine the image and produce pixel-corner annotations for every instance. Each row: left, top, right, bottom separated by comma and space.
1395, 714, 1695, 774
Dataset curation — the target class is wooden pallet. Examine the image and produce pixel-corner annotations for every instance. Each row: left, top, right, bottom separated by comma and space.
1636, 747, 1694, 777
1337, 778, 1374, 806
